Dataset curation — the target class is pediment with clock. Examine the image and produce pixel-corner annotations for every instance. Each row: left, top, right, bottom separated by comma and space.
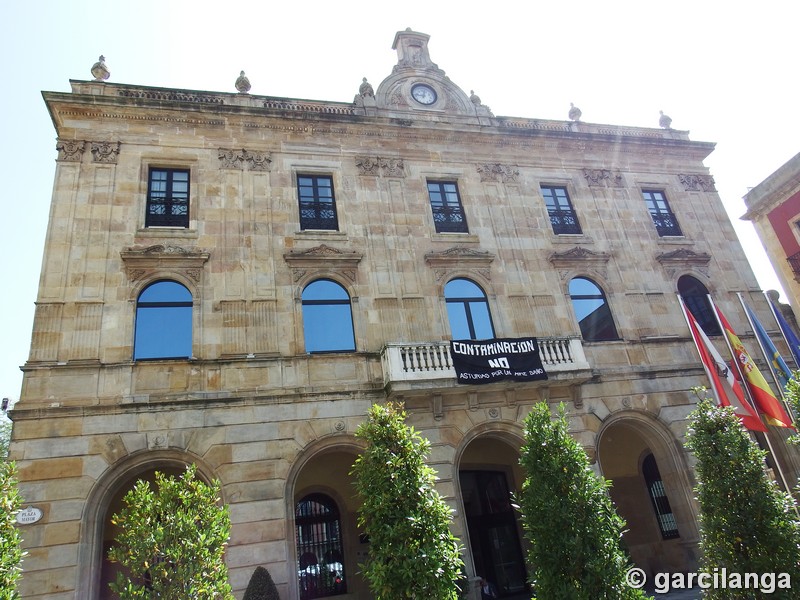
356, 28, 493, 123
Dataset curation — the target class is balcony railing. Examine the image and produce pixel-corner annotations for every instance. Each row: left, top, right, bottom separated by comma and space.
381, 337, 591, 389
788, 251, 800, 279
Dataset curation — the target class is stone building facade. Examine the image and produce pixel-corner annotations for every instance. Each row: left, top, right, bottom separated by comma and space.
11, 29, 797, 599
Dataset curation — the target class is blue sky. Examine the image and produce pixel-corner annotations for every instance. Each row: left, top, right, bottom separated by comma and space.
1, 0, 798, 404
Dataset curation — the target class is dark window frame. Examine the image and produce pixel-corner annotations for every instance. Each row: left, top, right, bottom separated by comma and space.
146, 168, 190, 228
133, 280, 193, 360
295, 493, 348, 599
298, 174, 339, 231
642, 454, 680, 540
427, 180, 468, 233
301, 279, 356, 353
541, 185, 582, 235
445, 278, 495, 340
678, 275, 721, 336
569, 277, 620, 342
643, 189, 682, 237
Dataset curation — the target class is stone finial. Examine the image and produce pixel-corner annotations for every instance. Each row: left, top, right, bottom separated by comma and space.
659, 110, 672, 129
470, 90, 482, 106
359, 77, 374, 97
569, 103, 582, 122
91, 55, 110, 81
235, 71, 251, 93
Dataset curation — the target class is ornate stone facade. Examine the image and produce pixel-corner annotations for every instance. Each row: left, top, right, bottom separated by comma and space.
11, 29, 797, 600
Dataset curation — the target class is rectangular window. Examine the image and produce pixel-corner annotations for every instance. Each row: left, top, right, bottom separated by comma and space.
146, 168, 190, 228
643, 190, 682, 236
298, 175, 338, 230
541, 186, 581, 234
428, 181, 468, 233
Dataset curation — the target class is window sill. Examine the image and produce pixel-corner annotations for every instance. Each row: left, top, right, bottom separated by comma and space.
550, 233, 594, 244
294, 230, 348, 242
656, 236, 693, 246
431, 232, 480, 244
136, 227, 198, 239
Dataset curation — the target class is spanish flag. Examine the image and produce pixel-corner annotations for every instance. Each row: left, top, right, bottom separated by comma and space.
716, 307, 794, 428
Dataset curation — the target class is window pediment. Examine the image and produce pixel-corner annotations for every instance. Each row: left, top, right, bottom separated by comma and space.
121, 245, 210, 284
424, 246, 495, 282
283, 244, 363, 283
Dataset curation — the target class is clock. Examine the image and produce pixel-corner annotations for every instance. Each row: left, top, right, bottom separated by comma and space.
411, 83, 437, 105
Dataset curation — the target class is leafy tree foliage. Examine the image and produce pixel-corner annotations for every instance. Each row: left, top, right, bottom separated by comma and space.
0, 420, 11, 460
518, 402, 648, 599
351, 402, 464, 599
107, 464, 234, 599
684, 397, 800, 599
243, 566, 280, 600
0, 461, 25, 598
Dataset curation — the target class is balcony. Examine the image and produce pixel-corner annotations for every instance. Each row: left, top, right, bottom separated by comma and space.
381, 337, 592, 394
788, 251, 800, 279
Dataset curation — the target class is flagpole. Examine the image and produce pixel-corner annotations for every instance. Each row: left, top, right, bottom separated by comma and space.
708, 294, 795, 495
737, 293, 793, 420
677, 294, 725, 406
764, 291, 800, 370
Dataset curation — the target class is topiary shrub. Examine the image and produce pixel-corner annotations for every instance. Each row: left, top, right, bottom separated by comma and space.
243, 566, 280, 600
517, 402, 649, 599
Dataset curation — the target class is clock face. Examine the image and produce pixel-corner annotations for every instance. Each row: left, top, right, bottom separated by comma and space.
411, 84, 437, 105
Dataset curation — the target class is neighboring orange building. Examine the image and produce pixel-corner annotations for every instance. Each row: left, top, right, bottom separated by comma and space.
742, 152, 800, 317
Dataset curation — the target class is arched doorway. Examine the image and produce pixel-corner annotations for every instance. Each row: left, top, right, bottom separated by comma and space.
291, 446, 366, 599
597, 417, 698, 578
458, 435, 529, 599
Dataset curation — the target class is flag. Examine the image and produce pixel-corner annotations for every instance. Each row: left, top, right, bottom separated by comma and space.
715, 305, 794, 428
682, 303, 765, 431
743, 301, 794, 391
768, 297, 800, 368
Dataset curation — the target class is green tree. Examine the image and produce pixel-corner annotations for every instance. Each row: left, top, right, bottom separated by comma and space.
351, 402, 464, 599
684, 396, 800, 599
0, 420, 11, 460
107, 464, 234, 599
0, 461, 25, 598
242, 566, 280, 600
518, 402, 649, 599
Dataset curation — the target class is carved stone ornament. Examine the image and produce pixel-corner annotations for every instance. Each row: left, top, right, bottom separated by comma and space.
56, 140, 86, 162
678, 174, 717, 192
90, 141, 120, 164
548, 247, 611, 280
583, 168, 624, 188
283, 244, 363, 283
219, 148, 272, 171
244, 150, 271, 171
656, 248, 711, 278
120, 245, 210, 284
425, 246, 494, 282
355, 156, 405, 178
476, 163, 519, 183
218, 148, 246, 170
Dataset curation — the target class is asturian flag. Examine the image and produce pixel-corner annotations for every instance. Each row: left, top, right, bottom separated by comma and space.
715, 305, 794, 429
768, 297, 800, 368
682, 303, 765, 431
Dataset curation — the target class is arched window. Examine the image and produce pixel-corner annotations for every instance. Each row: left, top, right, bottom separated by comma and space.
642, 454, 680, 539
134, 281, 193, 360
569, 277, 620, 341
678, 275, 720, 336
445, 278, 495, 340
296, 494, 347, 599
301, 280, 356, 353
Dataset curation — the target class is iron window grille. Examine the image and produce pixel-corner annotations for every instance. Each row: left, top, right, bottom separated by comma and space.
296, 494, 347, 599
643, 190, 682, 237
643, 454, 680, 539
541, 186, 582, 234
299, 175, 338, 231
428, 181, 468, 233
146, 169, 190, 227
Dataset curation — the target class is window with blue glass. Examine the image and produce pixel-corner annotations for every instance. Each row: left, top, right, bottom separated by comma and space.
428, 181, 468, 233
298, 175, 338, 231
445, 278, 495, 340
301, 279, 356, 353
541, 185, 582, 234
146, 168, 190, 228
643, 190, 682, 237
134, 280, 193, 360
569, 277, 620, 341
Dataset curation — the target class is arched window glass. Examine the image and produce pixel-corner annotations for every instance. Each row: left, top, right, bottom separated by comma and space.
301, 280, 356, 353
569, 277, 620, 341
296, 493, 347, 599
678, 275, 720, 336
445, 278, 495, 340
134, 281, 192, 360
642, 454, 680, 540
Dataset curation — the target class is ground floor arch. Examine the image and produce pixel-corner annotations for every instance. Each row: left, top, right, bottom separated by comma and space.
596, 413, 699, 578
457, 429, 529, 599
